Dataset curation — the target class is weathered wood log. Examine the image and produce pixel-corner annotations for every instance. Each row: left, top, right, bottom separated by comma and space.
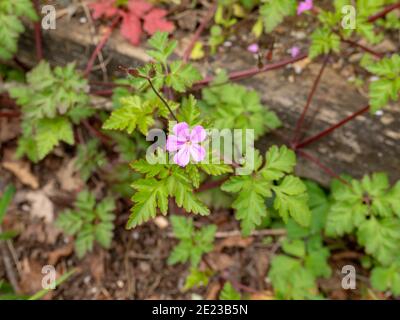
16, 15, 400, 187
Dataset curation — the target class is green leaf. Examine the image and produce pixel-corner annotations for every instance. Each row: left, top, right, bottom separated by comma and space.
0, 0, 37, 60
147, 31, 177, 65
170, 215, 194, 240
219, 282, 241, 300
261, 145, 296, 181
75, 225, 95, 258
166, 61, 202, 92
281, 239, 306, 258
222, 175, 272, 235
128, 178, 169, 228
273, 176, 311, 227
184, 268, 212, 291
259, 0, 296, 33
309, 28, 341, 59
102, 96, 155, 135
94, 221, 114, 248
178, 95, 201, 126
357, 217, 400, 266
364, 54, 400, 112
56, 210, 84, 236
168, 216, 216, 267
35, 117, 74, 160
0, 185, 16, 224
371, 260, 400, 296
201, 80, 281, 138
268, 255, 318, 300
75, 139, 106, 181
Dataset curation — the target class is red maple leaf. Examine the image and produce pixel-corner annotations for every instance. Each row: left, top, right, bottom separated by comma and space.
89, 0, 119, 19
128, 0, 153, 17
120, 11, 142, 45
89, 0, 175, 45
143, 8, 175, 35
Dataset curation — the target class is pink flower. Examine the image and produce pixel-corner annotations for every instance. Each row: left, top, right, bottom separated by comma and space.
290, 46, 301, 57
297, 0, 313, 15
247, 43, 259, 54
166, 122, 206, 167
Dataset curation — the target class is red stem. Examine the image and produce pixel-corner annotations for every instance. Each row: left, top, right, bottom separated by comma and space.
33, 0, 43, 61
295, 105, 370, 149
0, 111, 20, 118
182, 2, 217, 63
82, 120, 111, 144
90, 89, 114, 96
84, 16, 121, 77
341, 39, 384, 58
297, 149, 350, 186
368, 2, 400, 22
196, 177, 228, 193
292, 55, 330, 145
193, 53, 308, 89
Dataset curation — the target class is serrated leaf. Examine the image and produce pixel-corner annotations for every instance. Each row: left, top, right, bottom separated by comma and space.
261, 145, 296, 181
309, 28, 341, 59
103, 96, 155, 135
166, 61, 202, 92
259, 0, 296, 33
357, 217, 400, 266
273, 176, 311, 227
35, 117, 74, 160
222, 175, 272, 235
219, 282, 241, 300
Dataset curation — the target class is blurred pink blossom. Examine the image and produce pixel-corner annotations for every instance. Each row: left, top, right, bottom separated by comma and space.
290, 46, 301, 57
297, 0, 313, 15
247, 43, 259, 53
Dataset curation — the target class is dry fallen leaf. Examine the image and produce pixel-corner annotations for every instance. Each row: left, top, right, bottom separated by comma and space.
249, 290, 275, 300
215, 236, 254, 251
0, 118, 20, 142
56, 158, 84, 192
25, 190, 54, 223
48, 243, 74, 265
206, 252, 235, 271
3, 160, 39, 189
292, 57, 311, 74
205, 281, 221, 300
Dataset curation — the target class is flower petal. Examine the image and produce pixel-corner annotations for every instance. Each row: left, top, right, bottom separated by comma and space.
166, 135, 186, 152
173, 122, 190, 139
190, 125, 207, 143
189, 143, 206, 163
174, 145, 190, 167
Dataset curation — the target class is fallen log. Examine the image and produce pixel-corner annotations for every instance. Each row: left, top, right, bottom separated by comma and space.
15, 15, 400, 187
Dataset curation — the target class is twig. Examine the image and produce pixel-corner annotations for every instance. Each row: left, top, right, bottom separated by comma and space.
368, 2, 400, 22
295, 105, 370, 149
146, 78, 178, 122
84, 16, 121, 77
296, 149, 350, 186
341, 38, 384, 58
193, 53, 308, 89
33, 0, 43, 61
82, 119, 112, 144
196, 177, 228, 193
0, 111, 20, 118
291, 55, 330, 145
182, 2, 217, 62
0, 226, 20, 294
214, 228, 286, 239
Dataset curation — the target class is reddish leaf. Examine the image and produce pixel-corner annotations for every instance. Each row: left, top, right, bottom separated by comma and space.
89, 0, 119, 19
128, 0, 153, 17
143, 8, 175, 35
120, 11, 142, 45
